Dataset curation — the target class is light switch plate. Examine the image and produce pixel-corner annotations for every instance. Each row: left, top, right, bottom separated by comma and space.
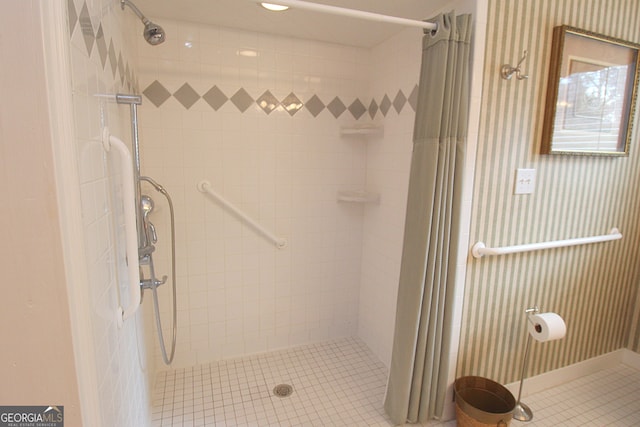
515, 168, 536, 194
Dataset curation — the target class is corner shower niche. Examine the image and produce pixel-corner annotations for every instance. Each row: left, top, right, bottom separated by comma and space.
337, 123, 383, 204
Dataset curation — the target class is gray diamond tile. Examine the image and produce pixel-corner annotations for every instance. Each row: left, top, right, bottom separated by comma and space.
108, 40, 117, 77
393, 90, 407, 113
67, 0, 78, 36
368, 99, 378, 119
327, 97, 346, 118
281, 93, 303, 116
118, 52, 124, 85
380, 94, 391, 116
174, 83, 200, 109
125, 63, 133, 89
408, 84, 419, 112
305, 94, 325, 117
256, 90, 279, 115
96, 24, 107, 68
143, 80, 171, 107
202, 86, 228, 110
230, 88, 254, 112
349, 98, 366, 120
78, 2, 94, 56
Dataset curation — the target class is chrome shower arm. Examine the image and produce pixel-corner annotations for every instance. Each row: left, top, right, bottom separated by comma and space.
121, 0, 149, 24
120, 0, 166, 45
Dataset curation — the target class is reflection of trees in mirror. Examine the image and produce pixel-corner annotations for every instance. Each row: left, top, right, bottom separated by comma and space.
541, 25, 640, 156
554, 65, 629, 152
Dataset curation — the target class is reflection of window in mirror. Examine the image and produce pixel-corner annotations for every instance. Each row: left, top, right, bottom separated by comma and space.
541, 26, 640, 156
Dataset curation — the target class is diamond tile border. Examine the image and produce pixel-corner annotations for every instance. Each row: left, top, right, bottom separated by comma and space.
68, 0, 139, 93
141, 80, 418, 120
68, 0, 415, 120
68, 0, 417, 120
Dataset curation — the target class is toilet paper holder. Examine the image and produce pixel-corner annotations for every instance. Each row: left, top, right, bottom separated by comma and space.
526, 306, 541, 332
513, 306, 540, 422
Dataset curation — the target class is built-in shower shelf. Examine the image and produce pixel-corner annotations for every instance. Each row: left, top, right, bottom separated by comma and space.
340, 123, 383, 136
337, 190, 380, 204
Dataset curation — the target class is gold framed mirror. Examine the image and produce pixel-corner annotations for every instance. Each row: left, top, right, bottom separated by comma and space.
541, 25, 640, 156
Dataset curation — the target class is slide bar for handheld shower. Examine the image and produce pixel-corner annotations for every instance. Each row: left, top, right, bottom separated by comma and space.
115, 93, 142, 105
250, 0, 438, 31
116, 93, 148, 251
198, 180, 287, 249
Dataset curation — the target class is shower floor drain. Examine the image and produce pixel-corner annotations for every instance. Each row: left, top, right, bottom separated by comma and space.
272, 384, 293, 398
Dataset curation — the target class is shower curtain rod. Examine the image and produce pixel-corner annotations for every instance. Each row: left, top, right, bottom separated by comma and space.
252, 0, 438, 31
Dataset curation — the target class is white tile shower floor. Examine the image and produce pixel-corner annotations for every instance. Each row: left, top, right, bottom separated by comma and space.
152, 337, 640, 426
151, 337, 411, 427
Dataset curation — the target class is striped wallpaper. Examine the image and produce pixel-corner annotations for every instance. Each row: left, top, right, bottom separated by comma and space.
457, 0, 640, 385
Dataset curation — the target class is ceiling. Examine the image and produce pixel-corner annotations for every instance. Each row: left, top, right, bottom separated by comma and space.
133, 0, 451, 47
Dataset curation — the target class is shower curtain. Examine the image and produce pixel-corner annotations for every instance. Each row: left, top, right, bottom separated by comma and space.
384, 12, 472, 424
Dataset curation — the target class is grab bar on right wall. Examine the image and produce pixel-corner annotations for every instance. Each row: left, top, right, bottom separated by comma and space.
472, 228, 622, 258
197, 180, 287, 249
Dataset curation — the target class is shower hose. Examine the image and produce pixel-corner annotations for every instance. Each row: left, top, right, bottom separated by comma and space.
140, 176, 177, 365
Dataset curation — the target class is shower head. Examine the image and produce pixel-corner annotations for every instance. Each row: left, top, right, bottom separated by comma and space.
143, 21, 165, 45
120, 0, 166, 45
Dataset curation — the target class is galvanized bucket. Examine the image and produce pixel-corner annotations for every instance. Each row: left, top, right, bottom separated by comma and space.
454, 376, 516, 427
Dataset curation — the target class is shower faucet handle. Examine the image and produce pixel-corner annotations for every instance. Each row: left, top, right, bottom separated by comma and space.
148, 221, 158, 244
140, 275, 167, 290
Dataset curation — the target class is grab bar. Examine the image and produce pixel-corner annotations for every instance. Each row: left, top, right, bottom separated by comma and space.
197, 180, 287, 249
471, 228, 622, 258
102, 128, 141, 327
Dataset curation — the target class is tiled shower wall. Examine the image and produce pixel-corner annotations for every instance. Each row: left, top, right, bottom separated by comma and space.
67, 0, 152, 425
358, 28, 422, 367
137, 20, 385, 369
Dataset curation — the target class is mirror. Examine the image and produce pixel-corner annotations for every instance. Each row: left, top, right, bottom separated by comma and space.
541, 26, 640, 156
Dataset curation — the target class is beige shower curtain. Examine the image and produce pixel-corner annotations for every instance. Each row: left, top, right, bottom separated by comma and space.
384, 12, 472, 424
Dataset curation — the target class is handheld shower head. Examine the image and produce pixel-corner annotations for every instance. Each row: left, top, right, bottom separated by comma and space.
141, 195, 155, 218
120, 0, 166, 45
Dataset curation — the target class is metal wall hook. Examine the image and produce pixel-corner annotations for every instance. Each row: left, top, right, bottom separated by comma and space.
501, 50, 529, 80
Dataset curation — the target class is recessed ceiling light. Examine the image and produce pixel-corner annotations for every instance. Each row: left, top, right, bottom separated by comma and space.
260, 3, 289, 12
238, 49, 259, 57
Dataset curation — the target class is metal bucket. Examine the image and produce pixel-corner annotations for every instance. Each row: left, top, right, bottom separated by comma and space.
454, 376, 516, 427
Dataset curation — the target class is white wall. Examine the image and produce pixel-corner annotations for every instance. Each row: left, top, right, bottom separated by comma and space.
0, 2, 82, 424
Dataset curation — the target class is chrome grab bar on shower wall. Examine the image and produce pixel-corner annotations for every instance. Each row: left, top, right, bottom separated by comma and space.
471, 228, 622, 258
197, 180, 287, 249
102, 128, 141, 326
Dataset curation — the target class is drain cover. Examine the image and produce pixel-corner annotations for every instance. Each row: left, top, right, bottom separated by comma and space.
273, 384, 293, 398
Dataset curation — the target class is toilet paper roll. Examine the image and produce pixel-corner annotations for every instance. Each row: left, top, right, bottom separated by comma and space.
527, 312, 566, 342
